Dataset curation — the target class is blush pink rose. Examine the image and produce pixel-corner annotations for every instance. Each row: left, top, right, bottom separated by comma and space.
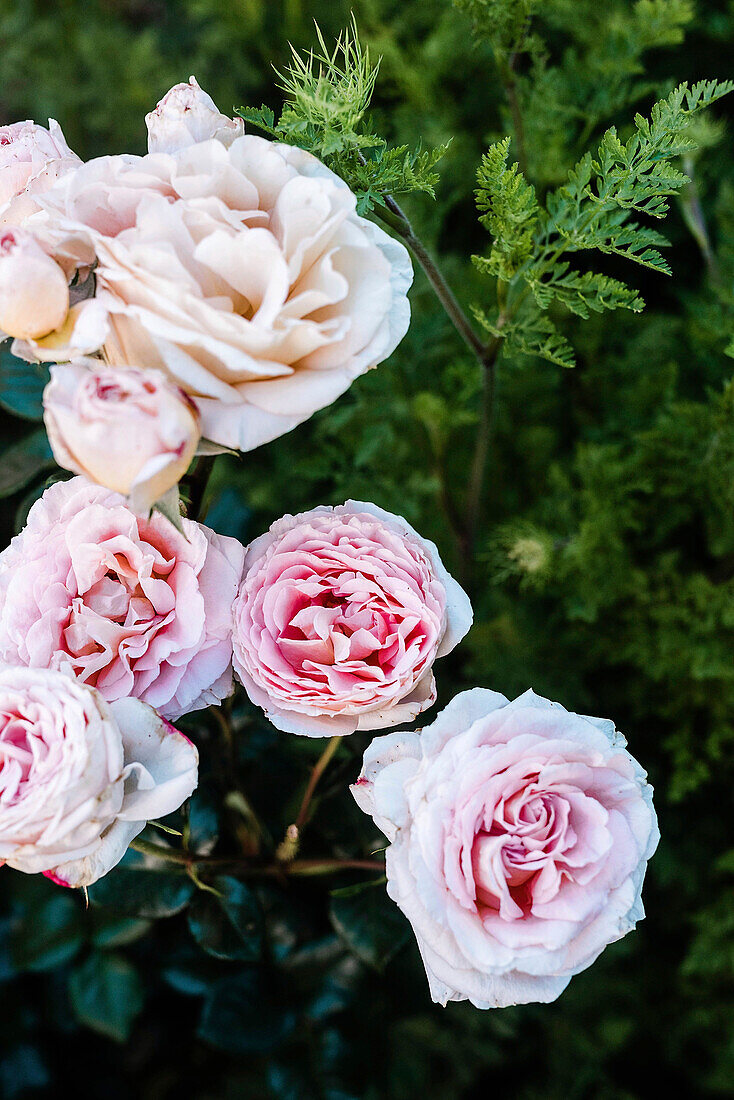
0, 119, 80, 220
44, 361, 201, 513
33, 84, 413, 451
352, 688, 659, 1008
0, 667, 197, 888
231, 502, 473, 737
0, 477, 245, 721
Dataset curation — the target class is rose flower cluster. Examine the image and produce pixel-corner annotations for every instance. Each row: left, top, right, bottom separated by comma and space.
0, 78, 658, 1009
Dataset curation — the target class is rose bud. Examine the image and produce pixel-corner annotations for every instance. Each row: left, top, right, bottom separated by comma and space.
0, 228, 69, 339
145, 76, 244, 154
0, 667, 198, 888
352, 688, 659, 1009
232, 502, 473, 736
43, 361, 201, 513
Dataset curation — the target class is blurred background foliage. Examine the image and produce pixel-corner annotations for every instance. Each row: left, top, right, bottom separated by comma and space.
1, 0, 733, 1097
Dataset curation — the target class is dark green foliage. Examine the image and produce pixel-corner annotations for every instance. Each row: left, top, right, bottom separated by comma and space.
0, 1, 733, 1098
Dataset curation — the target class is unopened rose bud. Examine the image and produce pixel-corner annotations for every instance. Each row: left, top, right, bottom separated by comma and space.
43, 361, 201, 513
146, 76, 244, 154
0, 229, 69, 339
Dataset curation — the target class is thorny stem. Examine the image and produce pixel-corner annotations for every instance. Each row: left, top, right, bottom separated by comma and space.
129, 837, 382, 877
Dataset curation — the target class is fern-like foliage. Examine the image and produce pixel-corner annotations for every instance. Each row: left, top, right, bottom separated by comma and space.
474, 137, 538, 280
473, 80, 734, 367
239, 18, 448, 214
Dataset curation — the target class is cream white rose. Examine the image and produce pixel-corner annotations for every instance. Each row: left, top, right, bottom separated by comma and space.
0, 667, 198, 888
34, 83, 413, 451
43, 361, 201, 513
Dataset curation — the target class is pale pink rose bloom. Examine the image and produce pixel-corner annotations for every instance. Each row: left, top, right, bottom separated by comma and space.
0, 119, 80, 220
0, 667, 197, 887
0, 227, 69, 339
352, 689, 659, 1008
44, 361, 201, 513
0, 477, 245, 721
34, 103, 413, 450
146, 76, 244, 153
232, 502, 472, 737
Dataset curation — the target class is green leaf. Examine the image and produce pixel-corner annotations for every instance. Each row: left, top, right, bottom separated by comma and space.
330, 886, 411, 971
474, 137, 538, 280
89, 912, 151, 949
186, 792, 220, 855
69, 952, 144, 1042
0, 345, 48, 421
88, 853, 195, 918
198, 970, 297, 1054
187, 876, 263, 961
11, 891, 84, 973
0, 429, 55, 498
526, 268, 645, 318
152, 484, 186, 535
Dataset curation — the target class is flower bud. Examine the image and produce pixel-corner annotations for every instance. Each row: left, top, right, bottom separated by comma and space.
0, 228, 69, 339
43, 361, 201, 513
145, 76, 244, 154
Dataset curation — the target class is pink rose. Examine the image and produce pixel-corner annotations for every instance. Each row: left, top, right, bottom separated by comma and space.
34, 94, 413, 450
231, 502, 472, 737
0, 477, 245, 721
0, 667, 197, 887
0, 228, 69, 340
352, 688, 659, 1008
0, 119, 80, 219
44, 361, 201, 513
146, 76, 244, 154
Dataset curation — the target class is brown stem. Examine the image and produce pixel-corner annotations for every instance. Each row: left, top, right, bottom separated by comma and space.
374, 199, 489, 366
372, 195, 504, 574
129, 837, 382, 878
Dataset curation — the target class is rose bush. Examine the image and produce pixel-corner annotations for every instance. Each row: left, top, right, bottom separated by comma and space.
352, 688, 659, 1008
231, 502, 472, 736
0, 477, 244, 720
44, 361, 201, 512
0, 667, 197, 887
26, 82, 413, 450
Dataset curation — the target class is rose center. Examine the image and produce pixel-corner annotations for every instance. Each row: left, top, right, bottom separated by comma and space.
0, 712, 45, 803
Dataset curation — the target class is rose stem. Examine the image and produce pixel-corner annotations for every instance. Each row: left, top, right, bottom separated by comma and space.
128, 836, 381, 877
294, 735, 344, 831
372, 196, 504, 583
